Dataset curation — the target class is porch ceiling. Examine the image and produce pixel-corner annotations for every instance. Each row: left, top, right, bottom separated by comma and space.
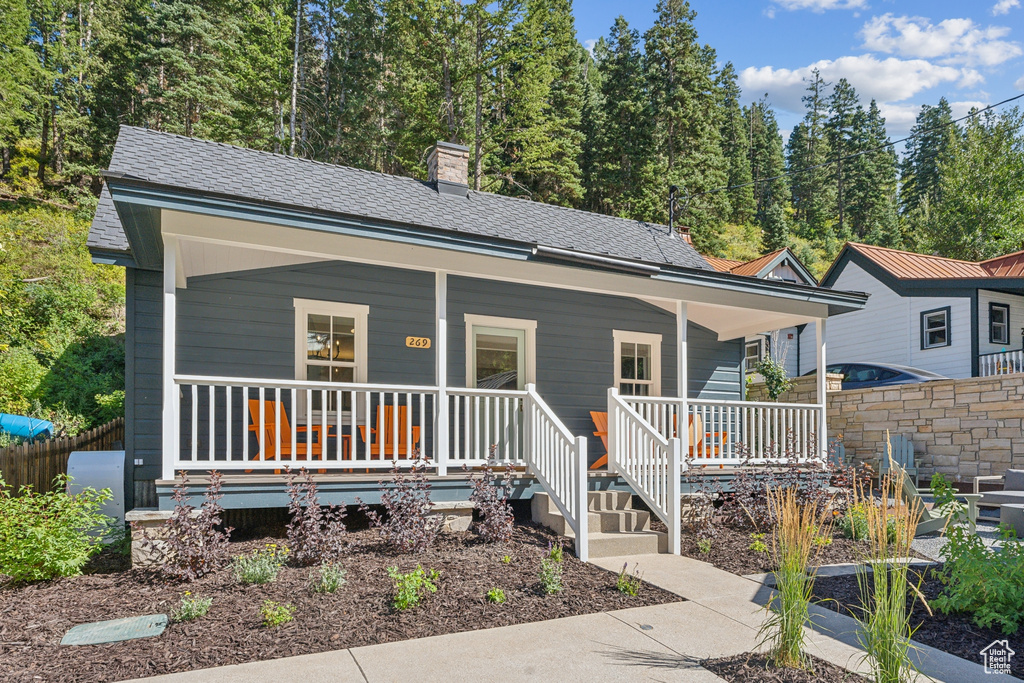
163, 210, 855, 336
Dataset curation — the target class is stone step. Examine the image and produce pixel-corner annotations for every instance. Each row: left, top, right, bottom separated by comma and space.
587, 529, 667, 558
531, 500, 652, 536
530, 491, 666, 558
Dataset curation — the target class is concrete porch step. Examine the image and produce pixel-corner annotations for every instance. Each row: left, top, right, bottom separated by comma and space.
531, 491, 668, 558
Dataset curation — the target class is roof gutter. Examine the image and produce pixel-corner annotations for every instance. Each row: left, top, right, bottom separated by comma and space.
532, 245, 661, 276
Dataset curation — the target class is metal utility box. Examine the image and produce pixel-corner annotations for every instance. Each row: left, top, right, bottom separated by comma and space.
67, 450, 131, 525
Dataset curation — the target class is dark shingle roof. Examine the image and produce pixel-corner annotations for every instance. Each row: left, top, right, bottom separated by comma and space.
89, 126, 710, 270
88, 185, 131, 252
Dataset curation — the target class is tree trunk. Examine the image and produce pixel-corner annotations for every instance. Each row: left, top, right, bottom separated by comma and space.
289, 0, 302, 156
474, 13, 483, 191
1, 146, 11, 180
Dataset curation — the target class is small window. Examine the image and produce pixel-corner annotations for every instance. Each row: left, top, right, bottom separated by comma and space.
744, 339, 763, 373
920, 307, 951, 350
990, 303, 1010, 345
294, 299, 369, 413
614, 331, 661, 396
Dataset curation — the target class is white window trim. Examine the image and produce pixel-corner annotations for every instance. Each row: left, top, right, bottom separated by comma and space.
744, 338, 764, 374
294, 298, 369, 416
921, 307, 950, 350
464, 314, 537, 387
613, 330, 662, 396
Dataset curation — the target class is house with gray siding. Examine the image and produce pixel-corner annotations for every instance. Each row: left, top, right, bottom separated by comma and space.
820, 242, 1024, 380
90, 126, 866, 559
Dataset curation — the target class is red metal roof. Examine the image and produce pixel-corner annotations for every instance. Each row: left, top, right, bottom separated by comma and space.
848, 242, 991, 279
730, 249, 789, 277
704, 255, 745, 273
981, 250, 1024, 277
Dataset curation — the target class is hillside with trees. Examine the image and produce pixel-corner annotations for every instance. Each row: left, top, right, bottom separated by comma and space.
2, 0, 1024, 430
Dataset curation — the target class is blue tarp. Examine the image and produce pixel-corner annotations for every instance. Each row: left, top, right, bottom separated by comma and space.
0, 413, 54, 439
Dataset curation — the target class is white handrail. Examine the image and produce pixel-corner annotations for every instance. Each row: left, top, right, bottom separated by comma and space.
448, 388, 526, 465
978, 350, 1024, 377
525, 383, 588, 562
607, 388, 681, 554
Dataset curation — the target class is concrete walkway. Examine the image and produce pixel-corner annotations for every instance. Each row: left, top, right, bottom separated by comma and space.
124, 554, 994, 683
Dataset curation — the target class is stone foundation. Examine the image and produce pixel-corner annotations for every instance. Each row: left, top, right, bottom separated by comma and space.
125, 508, 200, 568
428, 501, 474, 532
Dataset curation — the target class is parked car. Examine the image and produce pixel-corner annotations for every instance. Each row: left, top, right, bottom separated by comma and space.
802, 362, 948, 390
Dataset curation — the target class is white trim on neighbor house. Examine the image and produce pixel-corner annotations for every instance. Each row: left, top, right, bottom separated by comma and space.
293, 298, 369, 417
463, 313, 537, 388
613, 330, 663, 397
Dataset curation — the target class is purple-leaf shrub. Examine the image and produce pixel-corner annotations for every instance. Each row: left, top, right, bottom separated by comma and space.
465, 460, 515, 543
285, 467, 347, 566
358, 454, 440, 553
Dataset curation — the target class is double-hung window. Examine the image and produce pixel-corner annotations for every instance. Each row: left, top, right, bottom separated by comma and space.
990, 303, 1010, 345
294, 299, 368, 413
920, 307, 951, 350
613, 331, 661, 396
744, 339, 763, 373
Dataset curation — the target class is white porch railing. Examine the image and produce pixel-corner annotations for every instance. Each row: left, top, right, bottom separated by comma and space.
624, 396, 822, 465
448, 388, 527, 465
979, 350, 1024, 377
607, 389, 681, 554
524, 383, 588, 561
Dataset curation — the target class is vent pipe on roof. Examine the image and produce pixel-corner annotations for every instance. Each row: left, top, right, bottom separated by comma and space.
427, 141, 470, 197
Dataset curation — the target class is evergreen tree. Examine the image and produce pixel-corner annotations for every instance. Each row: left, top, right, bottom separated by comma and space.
231, 0, 292, 152
578, 36, 605, 212
717, 62, 754, 226
824, 77, 859, 240
745, 97, 788, 251
899, 97, 954, 247
0, 0, 34, 177
927, 108, 1024, 260
848, 100, 899, 246
761, 200, 788, 252
786, 68, 833, 240
644, 0, 728, 253
589, 16, 657, 219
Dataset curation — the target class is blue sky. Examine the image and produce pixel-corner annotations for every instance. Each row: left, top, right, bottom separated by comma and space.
573, 0, 1024, 141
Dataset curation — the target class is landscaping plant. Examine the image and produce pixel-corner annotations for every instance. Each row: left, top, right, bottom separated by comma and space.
486, 587, 507, 604
748, 532, 768, 554
171, 592, 212, 622
284, 467, 347, 566
233, 544, 288, 585
0, 474, 112, 582
852, 470, 926, 683
539, 543, 564, 595
933, 522, 1024, 635
259, 600, 295, 627
359, 456, 441, 553
387, 565, 440, 610
465, 459, 516, 543
755, 355, 791, 401
758, 486, 832, 670
616, 562, 643, 597
309, 562, 347, 594
838, 502, 870, 540
136, 471, 233, 581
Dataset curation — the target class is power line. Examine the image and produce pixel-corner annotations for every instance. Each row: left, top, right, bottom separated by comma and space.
671, 91, 1024, 213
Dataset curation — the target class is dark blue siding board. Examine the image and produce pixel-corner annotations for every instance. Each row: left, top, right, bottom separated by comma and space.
126, 268, 164, 481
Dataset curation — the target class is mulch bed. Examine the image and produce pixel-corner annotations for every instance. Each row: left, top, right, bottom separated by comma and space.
0, 523, 682, 683
703, 652, 868, 682
812, 566, 1024, 680
678, 525, 923, 576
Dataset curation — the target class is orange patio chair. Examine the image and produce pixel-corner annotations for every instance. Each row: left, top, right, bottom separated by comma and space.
590, 411, 610, 470
247, 399, 328, 472
588, 410, 728, 469
357, 405, 421, 458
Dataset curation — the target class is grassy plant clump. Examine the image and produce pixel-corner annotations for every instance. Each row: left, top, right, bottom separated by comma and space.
838, 502, 870, 540
486, 587, 506, 604
388, 565, 439, 610
853, 467, 926, 683
309, 562, 347, 594
233, 543, 288, 585
0, 474, 113, 582
759, 487, 832, 670
259, 600, 295, 627
697, 538, 712, 554
616, 562, 643, 597
171, 592, 212, 622
749, 532, 769, 554
501, 554, 512, 564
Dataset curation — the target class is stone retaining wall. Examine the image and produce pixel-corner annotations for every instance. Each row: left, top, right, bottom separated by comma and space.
827, 375, 1024, 483
747, 373, 843, 404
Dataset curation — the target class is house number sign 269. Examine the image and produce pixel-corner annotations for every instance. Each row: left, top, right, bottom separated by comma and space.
405, 336, 432, 349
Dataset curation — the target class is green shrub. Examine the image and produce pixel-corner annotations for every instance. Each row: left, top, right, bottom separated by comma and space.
388, 565, 439, 610
934, 523, 1024, 634
0, 474, 112, 582
310, 562, 347, 594
0, 347, 45, 415
232, 544, 288, 585
171, 593, 212, 622
486, 587, 506, 604
749, 532, 769, 554
616, 562, 643, 597
539, 557, 563, 595
697, 538, 712, 554
755, 356, 791, 401
839, 503, 870, 540
259, 600, 295, 627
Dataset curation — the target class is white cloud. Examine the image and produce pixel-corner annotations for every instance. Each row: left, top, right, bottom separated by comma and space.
583, 39, 597, 55
876, 100, 987, 139
993, 0, 1020, 15
860, 14, 1022, 67
774, 0, 867, 12
739, 55, 979, 115
1015, 74, 1024, 89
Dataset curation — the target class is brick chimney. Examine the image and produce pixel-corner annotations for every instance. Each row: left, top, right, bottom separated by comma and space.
427, 141, 469, 196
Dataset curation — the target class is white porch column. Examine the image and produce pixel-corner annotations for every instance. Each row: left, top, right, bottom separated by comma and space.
676, 301, 689, 455
161, 235, 179, 482
435, 271, 449, 476
815, 317, 827, 460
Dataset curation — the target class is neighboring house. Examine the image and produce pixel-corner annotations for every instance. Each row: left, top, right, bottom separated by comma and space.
705, 248, 819, 380
88, 126, 866, 555
820, 242, 1024, 379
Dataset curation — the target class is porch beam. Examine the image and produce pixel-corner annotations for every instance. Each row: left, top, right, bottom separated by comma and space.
435, 271, 448, 475
816, 317, 827, 460
162, 235, 179, 481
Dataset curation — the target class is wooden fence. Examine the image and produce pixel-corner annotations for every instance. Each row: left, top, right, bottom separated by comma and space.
0, 417, 125, 494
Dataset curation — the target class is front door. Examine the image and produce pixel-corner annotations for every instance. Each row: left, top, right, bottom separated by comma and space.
469, 324, 529, 460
